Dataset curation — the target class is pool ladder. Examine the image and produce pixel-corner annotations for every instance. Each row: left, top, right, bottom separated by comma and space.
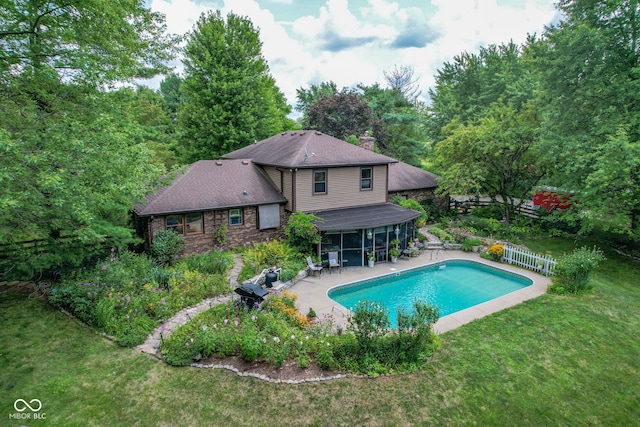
332, 305, 348, 318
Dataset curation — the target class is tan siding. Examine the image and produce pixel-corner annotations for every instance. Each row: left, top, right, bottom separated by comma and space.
296, 165, 388, 212
263, 166, 282, 192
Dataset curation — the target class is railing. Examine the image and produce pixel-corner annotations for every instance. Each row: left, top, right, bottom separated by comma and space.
502, 245, 556, 276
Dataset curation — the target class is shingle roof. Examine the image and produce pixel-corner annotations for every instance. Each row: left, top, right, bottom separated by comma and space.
135, 160, 286, 216
388, 162, 439, 192
223, 130, 398, 168
311, 203, 422, 231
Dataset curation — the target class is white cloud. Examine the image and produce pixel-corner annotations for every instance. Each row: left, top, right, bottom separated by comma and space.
150, 0, 209, 35
145, 0, 558, 109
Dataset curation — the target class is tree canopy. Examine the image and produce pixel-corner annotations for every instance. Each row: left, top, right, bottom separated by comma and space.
427, 40, 543, 220
306, 88, 374, 141
536, 0, 640, 238
0, 0, 179, 85
298, 82, 428, 165
383, 65, 422, 103
177, 10, 293, 161
0, 0, 177, 278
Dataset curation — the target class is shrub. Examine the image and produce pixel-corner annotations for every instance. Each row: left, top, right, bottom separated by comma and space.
152, 230, 185, 266
284, 211, 321, 254
549, 246, 605, 294
396, 198, 429, 224
428, 225, 453, 242
48, 282, 102, 325
211, 224, 227, 247
461, 237, 483, 252
238, 240, 303, 282
263, 291, 309, 329
348, 300, 390, 352
419, 198, 441, 221
394, 299, 440, 363
176, 251, 232, 275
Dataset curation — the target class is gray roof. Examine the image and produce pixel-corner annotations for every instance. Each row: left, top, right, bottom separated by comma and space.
311, 203, 421, 231
388, 162, 439, 191
135, 160, 286, 216
223, 130, 398, 168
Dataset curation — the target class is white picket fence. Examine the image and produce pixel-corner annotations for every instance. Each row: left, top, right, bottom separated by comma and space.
502, 245, 556, 276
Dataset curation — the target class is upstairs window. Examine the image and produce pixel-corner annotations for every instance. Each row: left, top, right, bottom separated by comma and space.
166, 213, 203, 235
229, 208, 243, 226
361, 167, 372, 190
313, 169, 327, 194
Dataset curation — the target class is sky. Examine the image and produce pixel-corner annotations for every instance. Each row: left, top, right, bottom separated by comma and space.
146, 0, 562, 110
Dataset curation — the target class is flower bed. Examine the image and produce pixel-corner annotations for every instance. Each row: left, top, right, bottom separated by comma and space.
162, 292, 440, 376
48, 250, 234, 347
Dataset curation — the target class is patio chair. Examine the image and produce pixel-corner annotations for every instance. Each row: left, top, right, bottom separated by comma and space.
306, 256, 323, 277
327, 251, 341, 274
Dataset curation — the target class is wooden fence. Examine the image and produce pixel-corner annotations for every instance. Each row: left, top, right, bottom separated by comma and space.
502, 245, 556, 276
450, 196, 539, 218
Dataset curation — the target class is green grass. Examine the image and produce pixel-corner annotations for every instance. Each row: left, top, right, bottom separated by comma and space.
1, 236, 639, 426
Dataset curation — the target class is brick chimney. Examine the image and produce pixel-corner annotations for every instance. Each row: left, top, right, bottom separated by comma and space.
358, 132, 375, 151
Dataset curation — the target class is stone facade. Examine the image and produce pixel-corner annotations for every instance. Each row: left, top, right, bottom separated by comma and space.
143, 205, 289, 255
387, 188, 449, 211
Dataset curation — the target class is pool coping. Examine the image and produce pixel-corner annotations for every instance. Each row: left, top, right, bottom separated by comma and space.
288, 250, 551, 334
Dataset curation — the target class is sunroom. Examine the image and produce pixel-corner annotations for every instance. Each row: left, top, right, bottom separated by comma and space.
312, 203, 421, 267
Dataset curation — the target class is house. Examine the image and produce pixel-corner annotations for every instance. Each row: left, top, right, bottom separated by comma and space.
388, 162, 439, 203
134, 131, 440, 266
134, 159, 288, 253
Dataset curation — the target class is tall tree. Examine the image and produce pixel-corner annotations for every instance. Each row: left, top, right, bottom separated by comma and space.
537, 0, 640, 239
178, 11, 292, 161
306, 88, 374, 140
383, 65, 422, 103
295, 81, 338, 125
107, 86, 180, 170
427, 41, 535, 146
159, 73, 185, 122
359, 83, 427, 166
0, 0, 179, 85
0, 1, 176, 278
434, 103, 545, 222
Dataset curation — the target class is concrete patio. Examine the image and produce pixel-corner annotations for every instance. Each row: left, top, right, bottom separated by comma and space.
288, 249, 551, 334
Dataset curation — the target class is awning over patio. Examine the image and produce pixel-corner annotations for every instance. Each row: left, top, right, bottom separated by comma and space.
311, 203, 421, 231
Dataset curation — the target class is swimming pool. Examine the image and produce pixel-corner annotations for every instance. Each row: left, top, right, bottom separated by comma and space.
328, 260, 533, 327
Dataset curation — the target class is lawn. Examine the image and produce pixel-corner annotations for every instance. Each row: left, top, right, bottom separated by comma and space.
1, 237, 639, 426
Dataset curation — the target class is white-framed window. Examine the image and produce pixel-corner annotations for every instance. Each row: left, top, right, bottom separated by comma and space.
361, 167, 372, 190
229, 208, 243, 226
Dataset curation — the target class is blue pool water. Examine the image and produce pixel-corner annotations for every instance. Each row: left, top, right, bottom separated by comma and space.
328, 260, 533, 326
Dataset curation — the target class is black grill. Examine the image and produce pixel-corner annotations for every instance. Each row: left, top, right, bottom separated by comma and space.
234, 283, 268, 309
